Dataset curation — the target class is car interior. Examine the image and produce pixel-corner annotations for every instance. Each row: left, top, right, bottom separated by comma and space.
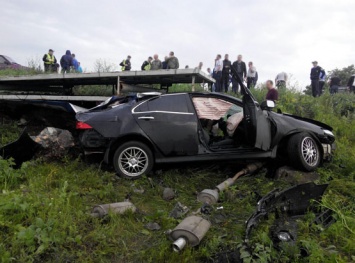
192, 97, 248, 151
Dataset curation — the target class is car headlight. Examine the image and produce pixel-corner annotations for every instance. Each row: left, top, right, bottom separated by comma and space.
323, 130, 334, 137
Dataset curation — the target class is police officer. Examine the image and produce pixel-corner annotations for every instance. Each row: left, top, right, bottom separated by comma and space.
120, 55, 131, 71
310, 61, 325, 97
42, 49, 57, 73
141, 57, 153, 70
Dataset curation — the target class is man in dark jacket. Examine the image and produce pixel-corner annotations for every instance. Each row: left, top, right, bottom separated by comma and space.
310, 61, 325, 97
120, 56, 131, 71
222, 54, 231, 92
60, 50, 73, 73
347, 74, 355, 93
329, 75, 341, 94
266, 80, 278, 101
42, 49, 57, 73
231, 55, 247, 93
141, 57, 153, 70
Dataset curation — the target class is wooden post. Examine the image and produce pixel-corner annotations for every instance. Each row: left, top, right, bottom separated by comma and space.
117, 76, 120, 95
192, 76, 196, 92
112, 84, 115, 95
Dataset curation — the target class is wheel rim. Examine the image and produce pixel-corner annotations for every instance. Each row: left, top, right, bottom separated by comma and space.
118, 147, 149, 177
301, 137, 319, 167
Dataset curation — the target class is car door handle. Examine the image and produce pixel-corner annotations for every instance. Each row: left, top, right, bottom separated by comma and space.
138, 116, 155, 120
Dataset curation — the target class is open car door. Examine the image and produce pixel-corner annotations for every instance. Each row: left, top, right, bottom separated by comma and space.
230, 67, 272, 151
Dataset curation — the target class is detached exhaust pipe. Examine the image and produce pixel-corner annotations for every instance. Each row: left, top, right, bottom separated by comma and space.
169, 163, 264, 252
197, 162, 264, 204
170, 216, 211, 252
91, 202, 136, 218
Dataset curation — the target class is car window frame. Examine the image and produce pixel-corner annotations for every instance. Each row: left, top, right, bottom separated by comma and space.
3, 56, 15, 63
132, 94, 194, 115
0, 56, 7, 64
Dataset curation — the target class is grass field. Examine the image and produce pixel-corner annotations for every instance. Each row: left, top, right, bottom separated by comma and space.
0, 82, 355, 262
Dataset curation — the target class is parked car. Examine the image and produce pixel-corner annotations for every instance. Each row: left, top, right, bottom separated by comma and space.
0, 55, 28, 70
76, 84, 335, 179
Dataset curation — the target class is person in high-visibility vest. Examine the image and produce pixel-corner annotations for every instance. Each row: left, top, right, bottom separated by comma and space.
141, 56, 153, 71
42, 49, 57, 73
119, 55, 131, 71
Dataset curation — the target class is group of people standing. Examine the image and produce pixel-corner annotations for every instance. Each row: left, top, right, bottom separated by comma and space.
309, 61, 355, 96
208, 54, 258, 94
42, 49, 355, 97
42, 49, 82, 73
119, 51, 180, 71
207, 54, 284, 102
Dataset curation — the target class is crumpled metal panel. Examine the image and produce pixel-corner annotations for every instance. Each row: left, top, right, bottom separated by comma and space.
0, 128, 41, 167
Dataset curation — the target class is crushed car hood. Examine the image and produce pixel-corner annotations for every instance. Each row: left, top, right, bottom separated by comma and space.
268, 111, 335, 146
282, 113, 333, 131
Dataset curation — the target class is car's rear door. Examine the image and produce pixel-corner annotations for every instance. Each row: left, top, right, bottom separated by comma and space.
132, 94, 199, 156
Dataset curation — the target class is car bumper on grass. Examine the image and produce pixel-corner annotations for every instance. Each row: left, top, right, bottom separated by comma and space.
322, 143, 335, 161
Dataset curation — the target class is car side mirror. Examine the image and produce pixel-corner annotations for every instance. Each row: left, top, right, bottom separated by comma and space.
260, 100, 275, 110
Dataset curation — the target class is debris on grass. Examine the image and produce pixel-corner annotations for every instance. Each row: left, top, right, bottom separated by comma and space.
169, 202, 189, 219
245, 182, 329, 242
91, 201, 137, 218
0, 128, 41, 166
32, 127, 74, 158
145, 222, 161, 231
274, 166, 320, 184
163, 187, 175, 201
170, 215, 211, 252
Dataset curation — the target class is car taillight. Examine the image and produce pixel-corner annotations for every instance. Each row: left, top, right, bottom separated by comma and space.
76, 121, 93, 130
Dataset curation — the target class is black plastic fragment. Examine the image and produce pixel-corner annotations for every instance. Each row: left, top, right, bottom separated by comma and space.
0, 128, 41, 167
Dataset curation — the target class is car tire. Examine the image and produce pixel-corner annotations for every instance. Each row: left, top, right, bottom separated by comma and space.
288, 133, 321, 171
113, 141, 153, 179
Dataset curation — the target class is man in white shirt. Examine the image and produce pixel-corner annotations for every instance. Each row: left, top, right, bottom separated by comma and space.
246, 61, 258, 89
213, 54, 223, 92
275, 72, 288, 89
207, 67, 215, 91
319, 71, 326, 95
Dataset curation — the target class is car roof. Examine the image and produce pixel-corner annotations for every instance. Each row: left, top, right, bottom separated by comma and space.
165, 91, 243, 102
129, 91, 242, 104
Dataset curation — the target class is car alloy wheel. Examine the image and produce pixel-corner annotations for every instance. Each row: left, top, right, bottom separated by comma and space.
301, 137, 319, 167
288, 132, 321, 172
118, 146, 149, 177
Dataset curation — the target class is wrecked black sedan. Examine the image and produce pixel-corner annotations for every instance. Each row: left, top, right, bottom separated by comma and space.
75, 79, 335, 179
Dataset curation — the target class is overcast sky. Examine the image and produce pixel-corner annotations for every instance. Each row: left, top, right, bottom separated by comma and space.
1, 0, 354, 88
